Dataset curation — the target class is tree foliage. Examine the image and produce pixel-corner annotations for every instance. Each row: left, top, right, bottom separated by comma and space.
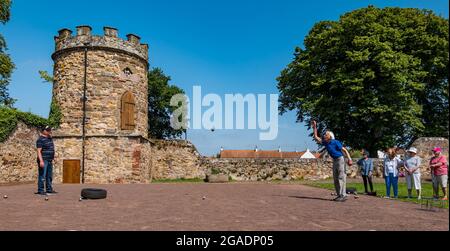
39, 70, 54, 83
148, 68, 186, 139
0, 0, 11, 24
0, 0, 14, 107
38, 70, 61, 128
277, 6, 449, 157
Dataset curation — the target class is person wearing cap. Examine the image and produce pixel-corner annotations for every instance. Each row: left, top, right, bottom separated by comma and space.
311, 120, 353, 202
357, 150, 374, 194
429, 147, 448, 200
404, 147, 422, 199
35, 126, 57, 195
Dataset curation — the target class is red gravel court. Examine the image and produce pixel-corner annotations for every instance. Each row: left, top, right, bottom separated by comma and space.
0, 183, 448, 231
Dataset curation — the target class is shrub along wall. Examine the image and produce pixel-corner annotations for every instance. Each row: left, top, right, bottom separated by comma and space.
0, 107, 57, 184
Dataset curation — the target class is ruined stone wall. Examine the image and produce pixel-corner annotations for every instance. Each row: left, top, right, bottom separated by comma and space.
202, 158, 387, 181
151, 140, 205, 180
0, 122, 40, 184
1, 131, 447, 184
410, 137, 449, 163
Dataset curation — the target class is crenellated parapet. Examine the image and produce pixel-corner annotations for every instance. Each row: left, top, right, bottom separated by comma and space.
52, 25, 149, 63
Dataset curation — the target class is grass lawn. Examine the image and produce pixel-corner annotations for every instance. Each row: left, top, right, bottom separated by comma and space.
307, 181, 449, 208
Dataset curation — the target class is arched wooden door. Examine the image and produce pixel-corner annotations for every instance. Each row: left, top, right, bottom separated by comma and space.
121, 91, 136, 130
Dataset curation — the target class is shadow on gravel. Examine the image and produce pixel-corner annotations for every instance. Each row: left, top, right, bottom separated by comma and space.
288, 196, 332, 201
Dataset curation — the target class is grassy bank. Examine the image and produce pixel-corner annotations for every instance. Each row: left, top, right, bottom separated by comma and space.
307, 181, 448, 208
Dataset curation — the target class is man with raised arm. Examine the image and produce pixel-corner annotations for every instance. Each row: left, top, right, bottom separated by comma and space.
311, 120, 353, 202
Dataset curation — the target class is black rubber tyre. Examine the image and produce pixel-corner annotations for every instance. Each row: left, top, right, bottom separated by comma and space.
81, 188, 107, 200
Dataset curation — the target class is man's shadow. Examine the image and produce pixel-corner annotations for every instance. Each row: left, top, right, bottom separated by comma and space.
288, 195, 332, 201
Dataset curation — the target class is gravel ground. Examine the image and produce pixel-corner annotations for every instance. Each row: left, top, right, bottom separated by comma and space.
0, 183, 447, 231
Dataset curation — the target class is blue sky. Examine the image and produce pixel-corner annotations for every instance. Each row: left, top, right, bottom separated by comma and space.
2, 0, 448, 156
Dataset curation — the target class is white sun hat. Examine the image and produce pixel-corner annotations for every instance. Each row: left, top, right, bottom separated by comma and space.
407, 147, 418, 154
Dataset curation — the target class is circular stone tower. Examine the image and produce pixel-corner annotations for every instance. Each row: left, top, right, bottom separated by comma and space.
51, 26, 152, 184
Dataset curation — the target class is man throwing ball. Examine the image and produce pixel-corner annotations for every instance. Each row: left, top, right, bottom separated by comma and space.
311, 120, 353, 202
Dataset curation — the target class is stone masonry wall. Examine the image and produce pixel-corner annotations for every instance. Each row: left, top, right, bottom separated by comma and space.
1, 133, 447, 184
201, 158, 387, 181
151, 140, 206, 180
410, 137, 449, 163
0, 122, 40, 184
53, 137, 152, 184
53, 49, 148, 138
201, 137, 449, 181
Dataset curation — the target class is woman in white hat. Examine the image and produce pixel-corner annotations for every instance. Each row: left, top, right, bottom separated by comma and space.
404, 147, 422, 199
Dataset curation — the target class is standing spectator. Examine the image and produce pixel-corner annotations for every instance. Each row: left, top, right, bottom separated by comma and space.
429, 147, 448, 201
357, 150, 374, 194
35, 126, 57, 195
311, 120, 353, 202
404, 147, 422, 199
383, 148, 402, 199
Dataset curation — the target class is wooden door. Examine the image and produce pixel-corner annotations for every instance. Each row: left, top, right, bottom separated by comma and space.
63, 160, 81, 184
121, 91, 136, 130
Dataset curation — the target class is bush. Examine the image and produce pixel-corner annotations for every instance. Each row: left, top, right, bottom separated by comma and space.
0, 106, 58, 142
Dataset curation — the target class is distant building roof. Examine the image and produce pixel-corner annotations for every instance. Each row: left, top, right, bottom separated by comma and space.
220, 150, 317, 159
300, 149, 317, 159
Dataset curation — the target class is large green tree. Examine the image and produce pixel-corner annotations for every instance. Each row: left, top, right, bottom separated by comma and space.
148, 68, 186, 139
277, 6, 449, 157
0, 0, 15, 107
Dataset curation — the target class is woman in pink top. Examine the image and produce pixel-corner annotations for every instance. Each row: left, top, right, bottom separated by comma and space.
429, 147, 448, 200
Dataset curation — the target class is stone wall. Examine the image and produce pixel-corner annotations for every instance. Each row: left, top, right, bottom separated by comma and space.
151, 140, 205, 180
53, 136, 152, 184
410, 137, 449, 162
0, 122, 40, 184
1, 132, 447, 184
201, 137, 449, 182
202, 158, 388, 181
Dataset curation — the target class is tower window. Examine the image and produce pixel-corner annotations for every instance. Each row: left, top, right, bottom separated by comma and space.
121, 91, 136, 130
123, 67, 133, 77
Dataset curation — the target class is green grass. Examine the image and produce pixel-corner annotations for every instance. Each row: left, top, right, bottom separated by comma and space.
307, 181, 448, 208
152, 178, 205, 183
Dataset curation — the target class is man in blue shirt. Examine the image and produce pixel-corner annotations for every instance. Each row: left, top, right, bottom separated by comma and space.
311, 120, 353, 202
35, 126, 56, 195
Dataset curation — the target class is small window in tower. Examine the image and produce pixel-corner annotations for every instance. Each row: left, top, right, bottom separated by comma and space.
123, 67, 133, 77
121, 91, 136, 130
